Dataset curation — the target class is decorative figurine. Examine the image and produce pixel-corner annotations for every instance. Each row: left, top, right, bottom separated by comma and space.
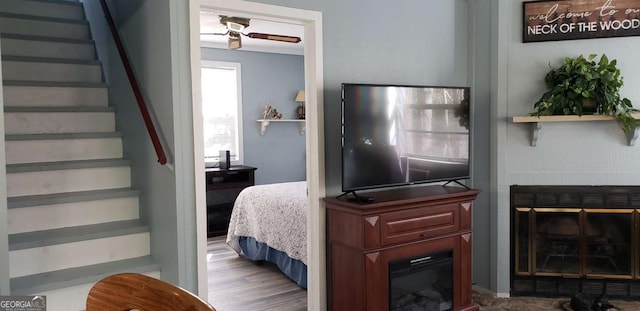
262, 103, 283, 119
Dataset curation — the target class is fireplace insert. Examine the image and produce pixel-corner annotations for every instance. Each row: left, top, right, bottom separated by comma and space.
389, 249, 453, 311
511, 185, 640, 299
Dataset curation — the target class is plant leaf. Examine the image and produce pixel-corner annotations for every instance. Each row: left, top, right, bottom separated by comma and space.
532, 53, 634, 134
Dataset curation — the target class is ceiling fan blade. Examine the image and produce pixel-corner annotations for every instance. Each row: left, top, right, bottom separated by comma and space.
200, 31, 229, 36
245, 32, 301, 43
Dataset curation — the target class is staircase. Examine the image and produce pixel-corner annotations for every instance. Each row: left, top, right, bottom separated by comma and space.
1, 0, 159, 310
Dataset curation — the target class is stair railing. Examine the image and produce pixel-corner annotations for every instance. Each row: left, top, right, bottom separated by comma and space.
99, 0, 168, 165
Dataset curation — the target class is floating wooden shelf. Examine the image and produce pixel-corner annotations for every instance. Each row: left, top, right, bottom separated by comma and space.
257, 119, 306, 135
510, 114, 640, 146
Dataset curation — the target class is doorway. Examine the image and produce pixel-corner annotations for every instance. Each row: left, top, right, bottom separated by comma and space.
188, 1, 325, 310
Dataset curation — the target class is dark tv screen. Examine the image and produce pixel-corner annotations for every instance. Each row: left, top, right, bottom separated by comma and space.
341, 83, 470, 192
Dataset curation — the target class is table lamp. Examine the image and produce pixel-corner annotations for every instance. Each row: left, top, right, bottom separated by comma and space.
295, 90, 305, 119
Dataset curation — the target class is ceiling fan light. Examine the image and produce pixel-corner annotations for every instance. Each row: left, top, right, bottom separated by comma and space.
226, 21, 245, 33
228, 35, 242, 50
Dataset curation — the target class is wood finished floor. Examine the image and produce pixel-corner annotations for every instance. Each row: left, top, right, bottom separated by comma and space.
207, 236, 307, 311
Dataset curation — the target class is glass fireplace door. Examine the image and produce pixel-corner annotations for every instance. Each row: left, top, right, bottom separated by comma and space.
584, 210, 633, 278
515, 208, 635, 278
511, 185, 640, 298
534, 209, 581, 276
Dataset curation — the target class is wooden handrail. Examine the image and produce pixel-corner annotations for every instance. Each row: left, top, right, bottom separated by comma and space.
99, 0, 167, 165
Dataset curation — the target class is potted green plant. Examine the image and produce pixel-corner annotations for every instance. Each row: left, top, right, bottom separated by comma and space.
531, 54, 639, 135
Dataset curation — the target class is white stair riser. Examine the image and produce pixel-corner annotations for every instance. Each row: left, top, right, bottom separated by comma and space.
33, 282, 90, 311
28, 271, 161, 311
6, 138, 123, 164
0, 17, 89, 40
1, 38, 96, 60
3, 85, 108, 107
7, 166, 131, 197
8, 197, 139, 234
2, 0, 153, 300
0, 0, 84, 20
5, 112, 115, 134
9, 233, 151, 278
2, 61, 102, 83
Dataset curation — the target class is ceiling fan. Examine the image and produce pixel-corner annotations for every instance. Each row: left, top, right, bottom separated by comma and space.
201, 16, 302, 50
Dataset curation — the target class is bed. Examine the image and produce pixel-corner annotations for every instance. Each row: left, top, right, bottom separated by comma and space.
226, 181, 308, 288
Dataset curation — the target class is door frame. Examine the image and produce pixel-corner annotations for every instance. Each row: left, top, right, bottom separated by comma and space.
189, 1, 326, 309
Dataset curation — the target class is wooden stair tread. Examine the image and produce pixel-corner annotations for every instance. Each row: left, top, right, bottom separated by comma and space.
9, 219, 148, 251
8, 187, 138, 208
10, 256, 159, 295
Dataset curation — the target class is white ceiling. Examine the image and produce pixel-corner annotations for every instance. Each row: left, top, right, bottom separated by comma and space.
199, 10, 305, 55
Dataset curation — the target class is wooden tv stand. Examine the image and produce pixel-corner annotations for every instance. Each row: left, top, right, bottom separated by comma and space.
325, 185, 480, 311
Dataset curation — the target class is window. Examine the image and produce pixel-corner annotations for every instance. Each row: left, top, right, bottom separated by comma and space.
201, 61, 243, 166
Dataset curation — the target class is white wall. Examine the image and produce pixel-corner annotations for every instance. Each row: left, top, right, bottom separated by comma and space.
493, 0, 640, 295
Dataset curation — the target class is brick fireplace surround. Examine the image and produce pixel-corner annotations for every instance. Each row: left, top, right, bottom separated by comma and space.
511, 185, 640, 299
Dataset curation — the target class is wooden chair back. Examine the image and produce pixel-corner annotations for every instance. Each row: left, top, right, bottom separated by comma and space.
86, 273, 216, 311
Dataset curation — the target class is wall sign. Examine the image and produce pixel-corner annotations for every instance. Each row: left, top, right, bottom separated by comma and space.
523, 0, 640, 42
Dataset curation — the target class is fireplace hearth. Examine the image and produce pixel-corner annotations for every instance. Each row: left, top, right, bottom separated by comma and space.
511, 186, 640, 299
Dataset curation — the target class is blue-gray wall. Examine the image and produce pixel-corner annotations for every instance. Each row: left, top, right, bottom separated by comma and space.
82, 0, 196, 290
243, 0, 474, 191
468, 0, 493, 291
243, 0, 493, 290
491, 1, 640, 295
73, 0, 640, 297
80, 0, 500, 295
200, 48, 306, 185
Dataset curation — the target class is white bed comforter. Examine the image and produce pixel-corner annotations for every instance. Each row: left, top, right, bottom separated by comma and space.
226, 181, 308, 264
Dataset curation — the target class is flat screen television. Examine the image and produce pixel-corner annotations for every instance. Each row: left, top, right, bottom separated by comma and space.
341, 83, 470, 195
